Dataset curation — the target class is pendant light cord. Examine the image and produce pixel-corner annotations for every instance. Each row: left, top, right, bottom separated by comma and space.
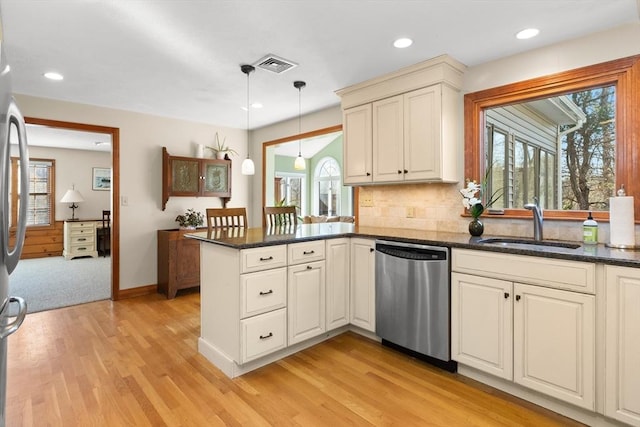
293, 81, 306, 156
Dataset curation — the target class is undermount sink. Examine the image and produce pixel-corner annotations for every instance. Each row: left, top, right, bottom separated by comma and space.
477, 237, 582, 249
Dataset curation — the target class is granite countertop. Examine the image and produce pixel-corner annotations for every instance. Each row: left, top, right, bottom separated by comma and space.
185, 223, 640, 268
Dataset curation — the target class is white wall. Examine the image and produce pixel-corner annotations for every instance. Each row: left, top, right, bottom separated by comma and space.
15, 95, 250, 291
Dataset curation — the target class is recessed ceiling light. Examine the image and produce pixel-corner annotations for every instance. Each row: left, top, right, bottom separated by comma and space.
516, 28, 540, 40
44, 71, 64, 81
393, 38, 413, 48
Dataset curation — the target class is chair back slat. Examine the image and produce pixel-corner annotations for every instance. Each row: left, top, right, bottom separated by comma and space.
264, 206, 297, 227
206, 208, 248, 232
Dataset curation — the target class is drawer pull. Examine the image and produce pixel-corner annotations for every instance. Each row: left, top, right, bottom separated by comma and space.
78, 248, 86, 251
259, 332, 273, 340
303, 250, 315, 255
259, 290, 273, 296
259, 256, 274, 261
78, 238, 87, 242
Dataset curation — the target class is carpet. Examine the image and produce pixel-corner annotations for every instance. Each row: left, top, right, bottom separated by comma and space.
8, 255, 111, 313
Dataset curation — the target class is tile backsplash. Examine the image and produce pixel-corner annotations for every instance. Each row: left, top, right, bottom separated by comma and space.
357, 183, 637, 244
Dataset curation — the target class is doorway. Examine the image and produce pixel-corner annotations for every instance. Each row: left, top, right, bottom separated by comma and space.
24, 117, 120, 300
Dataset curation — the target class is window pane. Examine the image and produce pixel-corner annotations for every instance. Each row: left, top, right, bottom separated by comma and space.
514, 141, 524, 208
490, 130, 506, 208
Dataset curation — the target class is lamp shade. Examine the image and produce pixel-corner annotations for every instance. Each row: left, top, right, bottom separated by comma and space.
60, 189, 85, 203
241, 157, 255, 175
294, 155, 305, 170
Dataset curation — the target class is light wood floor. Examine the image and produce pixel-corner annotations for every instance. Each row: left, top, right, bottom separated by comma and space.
6, 291, 584, 426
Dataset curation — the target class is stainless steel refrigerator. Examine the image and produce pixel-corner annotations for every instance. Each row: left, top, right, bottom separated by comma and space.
0, 7, 30, 426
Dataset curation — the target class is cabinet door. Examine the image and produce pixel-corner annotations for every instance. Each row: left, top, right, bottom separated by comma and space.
201, 159, 231, 197
326, 238, 350, 330
350, 238, 375, 332
343, 104, 372, 184
451, 272, 513, 380
513, 283, 595, 410
288, 260, 326, 345
170, 156, 201, 196
404, 85, 441, 181
175, 237, 200, 286
372, 95, 404, 182
605, 266, 640, 426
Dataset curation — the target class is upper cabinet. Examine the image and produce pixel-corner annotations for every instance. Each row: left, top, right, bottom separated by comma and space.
336, 55, 465, 185
162, 147, 232, 210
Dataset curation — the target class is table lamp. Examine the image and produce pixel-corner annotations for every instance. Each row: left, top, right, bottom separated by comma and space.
60, 185, 85, 220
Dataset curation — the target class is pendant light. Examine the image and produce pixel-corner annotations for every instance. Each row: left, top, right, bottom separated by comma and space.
240, 64, 255, 175
293, 80, 306, 170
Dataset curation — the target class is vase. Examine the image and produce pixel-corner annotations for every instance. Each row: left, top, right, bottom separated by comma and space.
179, 225, 196, 231
216, 151, 226, 159
468, 218, 484, 237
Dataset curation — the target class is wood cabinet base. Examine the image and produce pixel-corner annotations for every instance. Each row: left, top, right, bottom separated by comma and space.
157, 229, 201, 299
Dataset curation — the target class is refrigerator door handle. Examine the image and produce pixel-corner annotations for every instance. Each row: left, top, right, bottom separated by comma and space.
0, 296, 26, 339
3, 100, 29, 275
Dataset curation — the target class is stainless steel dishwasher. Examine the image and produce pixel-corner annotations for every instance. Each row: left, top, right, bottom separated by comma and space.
375, 240, 456, 372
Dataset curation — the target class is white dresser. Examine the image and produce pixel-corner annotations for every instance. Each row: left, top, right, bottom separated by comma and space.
63, 220, 98, 260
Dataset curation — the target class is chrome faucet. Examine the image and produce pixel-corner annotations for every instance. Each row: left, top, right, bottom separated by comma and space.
524, 197, 544, 241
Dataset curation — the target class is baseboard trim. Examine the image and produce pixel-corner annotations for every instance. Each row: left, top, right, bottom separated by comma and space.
118, 284, 157, 299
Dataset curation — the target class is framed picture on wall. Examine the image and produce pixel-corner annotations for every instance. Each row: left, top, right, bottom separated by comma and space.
92, 167, 111, 191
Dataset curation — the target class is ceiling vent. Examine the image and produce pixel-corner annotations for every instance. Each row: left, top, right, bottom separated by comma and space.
254, 54, 298, 74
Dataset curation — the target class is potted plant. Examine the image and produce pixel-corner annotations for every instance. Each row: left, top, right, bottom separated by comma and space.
175, 208, 204, 230
207, 132, 238, 159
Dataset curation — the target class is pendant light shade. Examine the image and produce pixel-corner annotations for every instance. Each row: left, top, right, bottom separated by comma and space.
293, 80, 306, 171
241, 64, 255, 176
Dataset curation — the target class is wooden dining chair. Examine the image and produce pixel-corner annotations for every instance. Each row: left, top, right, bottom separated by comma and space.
206, 207, 248, 232
97, 210, 111, 257
264, 206, 298, 227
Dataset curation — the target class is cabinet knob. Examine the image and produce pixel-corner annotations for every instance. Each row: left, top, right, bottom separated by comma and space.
259, 332, 273, 340
397, 170, 402, 174
404, 169, 408, 174
370, 248, 374, 253
366, 172, 371, 176
306, 265, 313, 270
504, 292, 509, 299
515, 295, 521, 301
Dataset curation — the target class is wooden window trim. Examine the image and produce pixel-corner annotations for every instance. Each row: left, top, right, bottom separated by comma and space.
464, 55, 640, 222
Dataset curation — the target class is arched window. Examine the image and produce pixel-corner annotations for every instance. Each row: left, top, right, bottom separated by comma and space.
314, 157, 341, 216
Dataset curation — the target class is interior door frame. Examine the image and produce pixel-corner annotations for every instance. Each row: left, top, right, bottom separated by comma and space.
25, 117, 121, 300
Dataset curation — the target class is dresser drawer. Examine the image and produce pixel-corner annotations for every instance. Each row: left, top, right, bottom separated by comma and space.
240, 267, 287, 319
70, 234, 95, 245
288, 240, 325, 265
241, 245, 287, 273
241, 308, 287, 363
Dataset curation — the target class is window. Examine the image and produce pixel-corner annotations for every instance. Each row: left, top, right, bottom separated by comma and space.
464, 55, 640, 221
11, 158, 55, 227
314, 157, 341, 216
275, 173, 305, 215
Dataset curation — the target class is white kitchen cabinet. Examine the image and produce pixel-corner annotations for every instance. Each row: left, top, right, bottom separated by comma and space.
343, 104, 372, 184
451, 249, 596, 411
337, 55, 465, 186
451, 272, 513, 380
326, 238, 350, 330
513, 283, 595, 410
350, 238, 375, 332
287, 260, 326, 345
604, 265, 640, 426
372, 85, 451, 183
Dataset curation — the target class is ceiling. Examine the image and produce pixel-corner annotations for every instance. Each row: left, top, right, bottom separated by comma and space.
1, 0, 638, 134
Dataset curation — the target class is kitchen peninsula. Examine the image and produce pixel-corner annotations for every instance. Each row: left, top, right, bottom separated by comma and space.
188, 223, 640, 426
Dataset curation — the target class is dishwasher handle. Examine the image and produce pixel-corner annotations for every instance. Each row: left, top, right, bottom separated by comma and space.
376, 243, 447, 261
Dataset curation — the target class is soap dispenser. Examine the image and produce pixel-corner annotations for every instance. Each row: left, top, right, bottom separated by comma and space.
583, 212, 598, 244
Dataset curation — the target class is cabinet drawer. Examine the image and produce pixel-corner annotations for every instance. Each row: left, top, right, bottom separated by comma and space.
240, 267, 287, 319
452, 249, 595, 294
241, 308, 287, 363
70, 235, 95, 244
288, 240, 325, 265
241, 245, 287, 273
